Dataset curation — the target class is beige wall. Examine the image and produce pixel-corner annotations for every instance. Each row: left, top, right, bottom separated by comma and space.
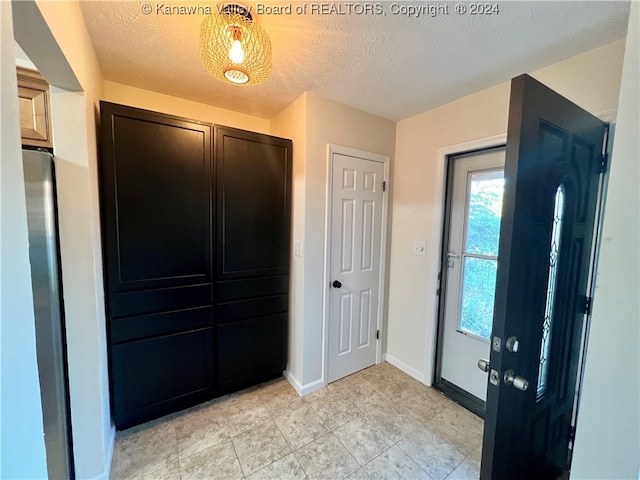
302, 93, 396, 388
271, 93, 307, 384
271, 92, 396, 391
571, 4, 640, 477
104, 81, 270, 134
387, 39, 626, 384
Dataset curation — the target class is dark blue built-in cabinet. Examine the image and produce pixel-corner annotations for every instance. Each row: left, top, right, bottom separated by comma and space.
99, 102, 291, 428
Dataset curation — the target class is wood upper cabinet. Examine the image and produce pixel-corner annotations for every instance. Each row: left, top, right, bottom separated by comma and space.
17, 67, 52, 148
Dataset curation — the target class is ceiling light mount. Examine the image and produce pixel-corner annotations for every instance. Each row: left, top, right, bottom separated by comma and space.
200, 3, 271, 86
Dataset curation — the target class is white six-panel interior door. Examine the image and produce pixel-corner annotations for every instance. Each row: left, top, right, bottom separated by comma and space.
327, 148, 387, 383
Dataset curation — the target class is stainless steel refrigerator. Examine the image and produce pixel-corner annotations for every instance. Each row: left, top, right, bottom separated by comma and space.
23, 149, 74, 479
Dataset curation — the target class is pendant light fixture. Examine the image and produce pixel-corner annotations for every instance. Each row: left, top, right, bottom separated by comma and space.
200, 4, 272, 86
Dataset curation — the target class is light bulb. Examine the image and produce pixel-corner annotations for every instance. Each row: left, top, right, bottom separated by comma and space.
229, 40, 244, 64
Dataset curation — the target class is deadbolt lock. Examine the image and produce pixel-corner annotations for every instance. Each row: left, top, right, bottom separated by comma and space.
477, 359, 490, 373
506, 336, 519, 353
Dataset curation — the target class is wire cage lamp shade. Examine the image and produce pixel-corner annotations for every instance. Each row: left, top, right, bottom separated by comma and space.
200, 4, 272, 86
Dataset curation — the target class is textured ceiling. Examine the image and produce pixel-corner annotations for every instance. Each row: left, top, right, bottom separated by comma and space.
80, 1, 630, 121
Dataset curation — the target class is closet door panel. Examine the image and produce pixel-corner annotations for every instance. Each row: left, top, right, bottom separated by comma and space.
217, 314, 286, 392
100, 102, 212, 293
111, 327, 214, 428
215, 127, 292, 279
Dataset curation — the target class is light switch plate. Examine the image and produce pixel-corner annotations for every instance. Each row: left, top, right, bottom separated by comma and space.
294, 240, 303, 257
413, 240, 426, 256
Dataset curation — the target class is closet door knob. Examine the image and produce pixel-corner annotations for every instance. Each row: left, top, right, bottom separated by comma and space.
332, 280, 342, 288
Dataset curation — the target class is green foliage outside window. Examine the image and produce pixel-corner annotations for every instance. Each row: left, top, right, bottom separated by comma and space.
459, 176, 503, 339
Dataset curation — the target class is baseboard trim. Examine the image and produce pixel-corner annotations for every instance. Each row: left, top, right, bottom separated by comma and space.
93, 423, 116, 480
283, 370, 303, 395
283, 371, 325, 397
384, 353, 427, 384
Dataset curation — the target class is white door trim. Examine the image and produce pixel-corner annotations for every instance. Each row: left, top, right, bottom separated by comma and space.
322, 144, 390, 387
425, 134, 507, 386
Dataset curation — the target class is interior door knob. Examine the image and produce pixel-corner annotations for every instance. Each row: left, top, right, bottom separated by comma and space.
332, 280, 342, 288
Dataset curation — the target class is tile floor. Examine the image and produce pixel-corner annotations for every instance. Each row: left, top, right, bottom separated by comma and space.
110, 362, 483, 480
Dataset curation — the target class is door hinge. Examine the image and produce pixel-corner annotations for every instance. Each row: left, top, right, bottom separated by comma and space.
569, 425, 577, 442
376, 330, 380, 340
600, 153, 608, 173
382, 181, 386, 192
584, 296, 593, 315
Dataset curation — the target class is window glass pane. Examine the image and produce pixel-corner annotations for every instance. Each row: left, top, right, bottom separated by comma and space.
459, 256, 498, 339
537, 185, 565, 397
465, 171, 504, 256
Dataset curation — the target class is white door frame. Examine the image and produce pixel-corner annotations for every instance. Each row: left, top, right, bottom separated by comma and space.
426, 134, 507, 386
322, 144, 390, 386
425, 110, 617, 387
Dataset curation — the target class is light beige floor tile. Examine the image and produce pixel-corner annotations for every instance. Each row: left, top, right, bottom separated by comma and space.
308, 394, 361, 431
365, 372, 416, 399
221, 397, 272, 437
140, 461, 180, 480
247, 453, 308, 480
304, 384, 347, 404
346, 467, 372, 480
294, 433, 359, 480
274, 404, 329, 450
334, 380, 389, 413
334, 415, 395, 466
110, 364, 485, 480
333, 372, 371, 390
429, 406, 484, 455
233, 420, 292, 476
218, 387, 264, 414
394, 386, 451, 425
260, 383, 307, 417
174, 403, 229, 458
363, 445, 430, 480
179, 440, 243, 480
110, 419, 178, 479
445, 458, 480, 479
469, 444, 483, 466
398, 427, 465, 480
365, 401, 420, 442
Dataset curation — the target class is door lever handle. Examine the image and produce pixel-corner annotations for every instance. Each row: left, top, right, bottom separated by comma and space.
477, 359, 490, 373
503, 369, 529, 391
